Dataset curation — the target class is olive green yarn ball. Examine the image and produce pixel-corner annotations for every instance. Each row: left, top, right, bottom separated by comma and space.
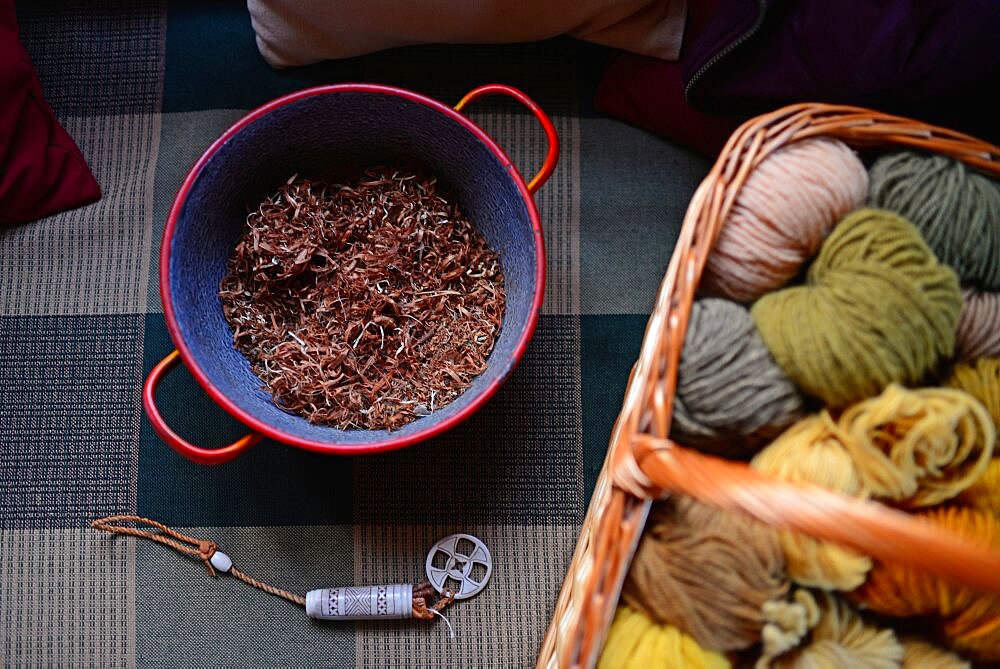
869, 152, 1000, 290
752, 209, 962, 407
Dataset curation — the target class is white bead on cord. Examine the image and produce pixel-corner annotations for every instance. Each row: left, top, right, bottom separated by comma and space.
209, 550, 233, 573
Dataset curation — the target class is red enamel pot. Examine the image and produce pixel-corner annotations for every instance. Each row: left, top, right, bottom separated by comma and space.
145, 84, 558, 464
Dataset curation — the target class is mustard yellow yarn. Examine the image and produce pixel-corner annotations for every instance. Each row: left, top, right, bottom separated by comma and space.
955, 458, 1000, 515
946, 357, 1000, 430
598, 606, 730, 669
751, 418, 873, 590
752, 209, 962, 407
835, 384, 995, 508
751, 383, 994, 589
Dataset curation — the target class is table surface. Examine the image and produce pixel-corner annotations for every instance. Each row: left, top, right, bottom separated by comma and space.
1, 2, 708, 666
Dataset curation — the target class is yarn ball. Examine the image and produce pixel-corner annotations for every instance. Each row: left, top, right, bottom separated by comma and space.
621, 496, 789, 651
671, 298, 806, 457
946, 357, 1000, 430
955, 458, 1000, 516
956, 290, 1000, 362
759, 589, 822, 665
752, 208, 962, 407
850, 507, 1000, 662
704, 138, 868, 302
752, 383, 993, 587
900, 638, 970, 669
760, 590, 903, 669
836, 384, 995, 508
750, 417, 873, 590
598, 606, 730, 669
869, 152, 1000, 290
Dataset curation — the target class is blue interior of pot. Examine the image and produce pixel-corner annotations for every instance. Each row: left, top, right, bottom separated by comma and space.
166, 88, 539, 447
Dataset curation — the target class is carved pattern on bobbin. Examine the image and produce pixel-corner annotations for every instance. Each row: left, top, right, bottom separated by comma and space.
307, 584, 414, 620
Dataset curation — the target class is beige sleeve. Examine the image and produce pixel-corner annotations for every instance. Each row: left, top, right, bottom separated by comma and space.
247, 0, 686, 68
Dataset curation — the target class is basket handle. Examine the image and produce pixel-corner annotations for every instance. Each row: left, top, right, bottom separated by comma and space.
144, 350, 264, 465
454, 84, 559, 194
630, 435, 1000, 594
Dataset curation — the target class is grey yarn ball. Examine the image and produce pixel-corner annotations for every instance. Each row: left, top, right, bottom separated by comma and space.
869, 152, 1000, 290
671, 298, 806, 457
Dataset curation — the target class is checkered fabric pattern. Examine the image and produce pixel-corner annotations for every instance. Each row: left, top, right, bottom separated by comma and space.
0, 2, 709, 666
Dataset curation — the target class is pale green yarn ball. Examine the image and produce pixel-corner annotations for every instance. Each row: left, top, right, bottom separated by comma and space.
752, 209, 962, 407
869, 152, 1000, 290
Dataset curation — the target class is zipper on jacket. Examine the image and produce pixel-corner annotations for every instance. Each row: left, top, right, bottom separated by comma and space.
684, 0, 769, 103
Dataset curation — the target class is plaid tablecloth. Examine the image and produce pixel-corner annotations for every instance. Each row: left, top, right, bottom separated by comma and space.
1, 2, 708, 666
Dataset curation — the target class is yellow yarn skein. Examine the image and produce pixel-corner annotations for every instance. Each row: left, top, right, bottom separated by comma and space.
751, 417, 873, 590
835, 385, 994, 507
598, 606, 730, 669
947, 357, 1000, 430
955, 458, 1000, 515
752, 209, 961, 407
752, 383, 994, 589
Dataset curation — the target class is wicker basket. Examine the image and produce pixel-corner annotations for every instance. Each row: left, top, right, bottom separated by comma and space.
538, 103, 1000, 669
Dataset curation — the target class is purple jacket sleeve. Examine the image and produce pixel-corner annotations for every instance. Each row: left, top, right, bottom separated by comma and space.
683, 0, 1000, 143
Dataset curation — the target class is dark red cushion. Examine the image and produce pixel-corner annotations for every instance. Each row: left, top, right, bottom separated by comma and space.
594, 52, 741, 157
594, 0, 743, 157
1, 1, 100, 226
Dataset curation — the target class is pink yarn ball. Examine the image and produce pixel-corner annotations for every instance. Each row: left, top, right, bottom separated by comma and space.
956, 289, 1000, 361
704, 138, 868, 302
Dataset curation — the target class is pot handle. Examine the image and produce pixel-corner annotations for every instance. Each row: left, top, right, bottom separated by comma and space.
454, 84, 559, 195
144, 350, 263, 465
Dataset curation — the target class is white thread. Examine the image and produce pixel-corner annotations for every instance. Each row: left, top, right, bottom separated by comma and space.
429, 608, 456, 639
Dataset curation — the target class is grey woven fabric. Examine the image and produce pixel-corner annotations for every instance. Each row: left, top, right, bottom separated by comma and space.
0, 2, 708, 666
